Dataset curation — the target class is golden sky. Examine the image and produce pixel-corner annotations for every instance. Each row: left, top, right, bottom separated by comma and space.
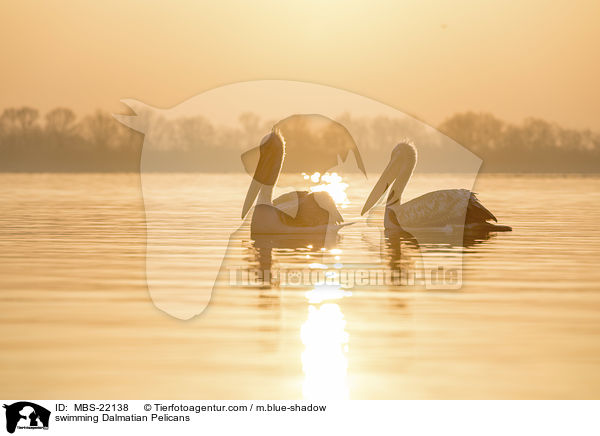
1, 0, 599, 129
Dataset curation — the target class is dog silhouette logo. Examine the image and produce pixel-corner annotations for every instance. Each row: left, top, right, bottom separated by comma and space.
3, 402, 50, 433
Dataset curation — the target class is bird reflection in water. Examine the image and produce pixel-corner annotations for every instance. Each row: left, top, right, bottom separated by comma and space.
382, 226, 499, 283
248, 232, 342, 288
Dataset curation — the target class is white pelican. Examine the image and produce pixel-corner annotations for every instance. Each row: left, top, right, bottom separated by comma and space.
361, 142, 512, 232
242, 130, 346, 235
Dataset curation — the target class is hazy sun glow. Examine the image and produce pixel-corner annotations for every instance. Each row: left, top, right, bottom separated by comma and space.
303, 172, 349, 206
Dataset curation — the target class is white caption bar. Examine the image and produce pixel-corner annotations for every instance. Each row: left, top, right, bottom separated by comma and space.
1, 400, 599, 435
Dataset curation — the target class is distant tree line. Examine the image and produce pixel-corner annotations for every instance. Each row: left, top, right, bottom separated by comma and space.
0, 106, 598, 173
0, 107, 141, 172
438, 112, 600, 172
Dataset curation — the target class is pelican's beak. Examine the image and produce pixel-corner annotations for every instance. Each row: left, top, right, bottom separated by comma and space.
361, 160, 398, 215
242, 177, 262, 219
241, 149, 279, 219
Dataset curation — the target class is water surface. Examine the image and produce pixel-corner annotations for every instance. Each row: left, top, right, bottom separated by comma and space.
1, 173, 599, 399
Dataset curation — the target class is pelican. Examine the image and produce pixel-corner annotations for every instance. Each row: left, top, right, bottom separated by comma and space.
241, 130, 346, 235
361, 142, 512, 232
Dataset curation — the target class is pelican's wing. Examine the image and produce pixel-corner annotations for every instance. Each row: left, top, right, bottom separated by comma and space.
394, 189, 471, 228
272, 191, 301, 218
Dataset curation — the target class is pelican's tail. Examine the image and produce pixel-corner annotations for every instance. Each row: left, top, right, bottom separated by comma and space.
466, 222, 512, 232
334, 221, 355, 229
467, 192, 497, 223
465, 192, 511, 231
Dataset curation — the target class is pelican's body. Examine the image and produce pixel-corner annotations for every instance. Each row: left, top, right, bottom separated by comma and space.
252, 190, 343, 234
242, 131, 345, 235
363, 142, 512, 232
385, 188, 510, 231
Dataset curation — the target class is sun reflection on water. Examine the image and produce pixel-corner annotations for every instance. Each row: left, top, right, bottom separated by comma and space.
303, 172, 349, 206
295, 175, 351, 398
305, 285, 352, 304
301, 284, 350, 399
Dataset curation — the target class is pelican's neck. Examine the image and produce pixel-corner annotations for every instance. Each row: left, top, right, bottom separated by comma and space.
256, 155, 282, 207
257, 184, 274, 206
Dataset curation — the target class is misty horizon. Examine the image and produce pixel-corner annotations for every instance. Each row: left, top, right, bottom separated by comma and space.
1, 105, 598, 173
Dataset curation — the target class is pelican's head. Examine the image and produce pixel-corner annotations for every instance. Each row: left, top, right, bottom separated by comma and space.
361, 141, 417, 215
390, 141, 417, 164
241, 129, 286, 218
